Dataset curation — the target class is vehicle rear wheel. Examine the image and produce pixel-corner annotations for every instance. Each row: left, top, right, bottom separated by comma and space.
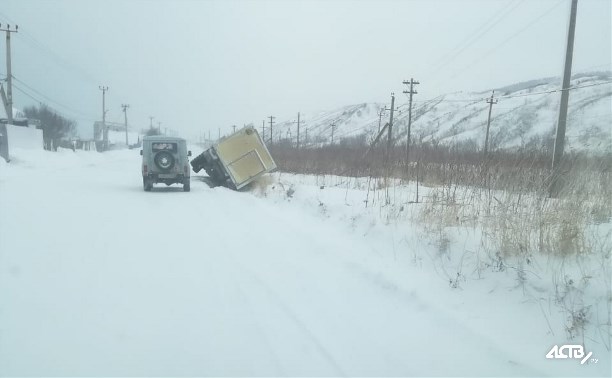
143, 177, 152, 191
183, 178, 191, 192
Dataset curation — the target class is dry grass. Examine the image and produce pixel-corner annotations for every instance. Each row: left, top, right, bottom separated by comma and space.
271, 142, 612, 343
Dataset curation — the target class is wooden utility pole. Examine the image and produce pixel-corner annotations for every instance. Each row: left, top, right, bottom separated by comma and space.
331, 120, 336, 144
261, 120, 265, 142
386, 93, 396, 163
550, 0, 578, 197
377, 108, 385, 133
1, 23, 17, 125
268, 116, 275, 145
484, 91, 497, 159
402, 78, 419, 162
122, 104, 129, 146
296, 112, 301, 149
99, 86, 109, 150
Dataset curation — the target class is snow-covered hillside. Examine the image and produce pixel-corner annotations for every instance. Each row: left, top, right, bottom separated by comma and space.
273, 73, 612, 152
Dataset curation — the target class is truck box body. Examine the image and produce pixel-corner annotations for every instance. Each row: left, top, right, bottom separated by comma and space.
191, 127, 277, 189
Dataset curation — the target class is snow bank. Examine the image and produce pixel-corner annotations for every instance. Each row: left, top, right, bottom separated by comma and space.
0, 151, 609, 376
6, 124, 43, 150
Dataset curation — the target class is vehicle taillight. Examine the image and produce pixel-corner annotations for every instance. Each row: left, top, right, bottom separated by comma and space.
143, 164, 148, 175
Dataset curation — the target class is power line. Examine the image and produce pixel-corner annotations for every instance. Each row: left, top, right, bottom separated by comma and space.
11, 75, 93, 118
411, 80, 612, 104
0, 12, 99, 85
498, 80, 612, 99
11, 83, 96, 123
438, 0, 566, 85
11, 82, 97, 122
426, 0, 525, 78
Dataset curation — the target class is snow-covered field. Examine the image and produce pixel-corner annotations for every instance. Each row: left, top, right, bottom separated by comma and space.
0, 148, 610, 376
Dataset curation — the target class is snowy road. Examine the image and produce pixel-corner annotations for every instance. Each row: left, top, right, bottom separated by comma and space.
0, 149, 606, 376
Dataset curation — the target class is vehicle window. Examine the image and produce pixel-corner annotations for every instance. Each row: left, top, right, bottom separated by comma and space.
152, 142, 177, 152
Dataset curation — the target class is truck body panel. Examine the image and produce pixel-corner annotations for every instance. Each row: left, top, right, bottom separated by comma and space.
191, 127, 276, 189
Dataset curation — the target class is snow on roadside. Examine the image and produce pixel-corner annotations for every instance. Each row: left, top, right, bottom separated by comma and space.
0, 150, 609, 376
256, 171, 612, 376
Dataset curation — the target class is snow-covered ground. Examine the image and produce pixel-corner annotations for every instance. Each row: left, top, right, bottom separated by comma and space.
0, 148, 610, 376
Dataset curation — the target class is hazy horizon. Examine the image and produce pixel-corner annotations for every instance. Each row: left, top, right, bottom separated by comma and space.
1, 0, 610, 140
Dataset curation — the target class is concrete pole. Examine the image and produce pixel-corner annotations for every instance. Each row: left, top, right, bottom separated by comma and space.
550, 0, 578, 197
122, 104, 129, 146
5, 29, 13, 124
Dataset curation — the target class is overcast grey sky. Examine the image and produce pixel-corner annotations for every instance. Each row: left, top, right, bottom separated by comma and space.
1, 0, 610, 139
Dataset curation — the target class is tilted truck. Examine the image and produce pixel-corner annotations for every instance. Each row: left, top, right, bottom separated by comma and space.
190, 127, 277, 190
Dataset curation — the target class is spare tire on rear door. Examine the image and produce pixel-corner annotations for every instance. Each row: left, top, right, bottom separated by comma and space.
154, 151, 175, 171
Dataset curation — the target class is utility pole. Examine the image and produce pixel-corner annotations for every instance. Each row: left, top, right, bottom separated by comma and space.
218, 128, 220, 140
402, 78, 419, 162
121, 104, 129, 146
261, 120, 265, 141
99, 86, 109, 150
1, 23, 17, 125
305, 127, 308, 146
0, 82, 9, 162
550, 0, 578, 198
386, 93, 396, 162
232, 125, 236, 133
296, 112, 301, 149
268, 115, 275, 145
0, 82, 8, 124
331, 120, 336, 144
377, 108, 385, 133
484, 91, 497, 159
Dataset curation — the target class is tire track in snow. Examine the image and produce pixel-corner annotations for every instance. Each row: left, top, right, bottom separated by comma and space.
229, 272, 286, 375
227, 253, 347, 377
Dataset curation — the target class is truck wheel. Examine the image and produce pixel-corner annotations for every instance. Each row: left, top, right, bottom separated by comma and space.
183, 179, 191, 192
143, 177, 152, 191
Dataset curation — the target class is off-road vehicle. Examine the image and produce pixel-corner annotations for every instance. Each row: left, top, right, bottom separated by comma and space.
140, 136, 191, 192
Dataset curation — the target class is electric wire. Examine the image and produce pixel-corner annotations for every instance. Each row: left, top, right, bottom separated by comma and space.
436, 0, 566, 86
